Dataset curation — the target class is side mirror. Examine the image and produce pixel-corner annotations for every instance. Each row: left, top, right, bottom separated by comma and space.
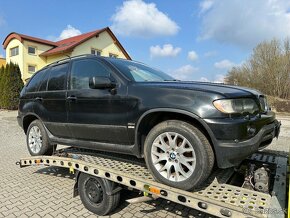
89, 76, 116, 89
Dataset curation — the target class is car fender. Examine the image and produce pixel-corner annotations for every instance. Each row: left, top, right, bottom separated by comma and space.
134, 108, 218, 155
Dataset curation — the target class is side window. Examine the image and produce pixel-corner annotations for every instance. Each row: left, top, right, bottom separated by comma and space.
39, 69, 50, 91
26, 69, 46, 92
70, 59, 110, 90
47, 63, 68, 91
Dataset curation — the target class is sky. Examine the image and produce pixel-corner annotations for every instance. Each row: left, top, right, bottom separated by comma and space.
0, 0, 290, 82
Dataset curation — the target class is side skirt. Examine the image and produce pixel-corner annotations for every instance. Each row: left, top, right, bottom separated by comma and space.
44, 126, 142, 158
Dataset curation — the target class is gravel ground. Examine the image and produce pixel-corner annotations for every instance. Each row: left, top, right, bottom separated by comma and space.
0, 110, 288, 217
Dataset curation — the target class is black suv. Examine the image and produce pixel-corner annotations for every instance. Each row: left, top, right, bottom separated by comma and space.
18, 55, 280, 190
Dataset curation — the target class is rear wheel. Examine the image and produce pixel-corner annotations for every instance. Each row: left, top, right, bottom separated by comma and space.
144, 120, 214, 191
78, 173, 120, 216
26, 120, 56, 156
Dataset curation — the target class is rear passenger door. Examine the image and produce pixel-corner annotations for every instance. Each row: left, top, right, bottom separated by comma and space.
39, 63, 70, 138
22, 69, 47, 115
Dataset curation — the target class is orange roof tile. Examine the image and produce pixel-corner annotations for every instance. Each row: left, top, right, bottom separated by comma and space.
41, 29, 103, 56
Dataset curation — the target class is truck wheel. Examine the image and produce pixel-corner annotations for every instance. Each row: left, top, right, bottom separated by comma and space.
26, 120, 56, 156
78, 173, 120, 216
144, 120, 214, 191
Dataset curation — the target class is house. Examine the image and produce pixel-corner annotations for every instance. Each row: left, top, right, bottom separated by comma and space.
2, 27, 131, 81
0, 58, 5, 67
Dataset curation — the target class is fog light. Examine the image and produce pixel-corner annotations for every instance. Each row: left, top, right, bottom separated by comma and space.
247, 126, 256, 136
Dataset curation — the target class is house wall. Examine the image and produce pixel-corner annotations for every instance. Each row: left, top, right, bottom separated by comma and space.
22, 41, 53, 81
71, 31, 127, 59
5, 39, 53, 81
5, 38, 24, 78
46, 52, 72, 65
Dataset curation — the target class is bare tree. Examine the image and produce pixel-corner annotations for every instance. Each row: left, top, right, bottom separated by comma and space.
225, 38, 290, 99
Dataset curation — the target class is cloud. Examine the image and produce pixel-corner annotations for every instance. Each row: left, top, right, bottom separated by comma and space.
199, 74, 225, 83
214, 59, 236, 70
47, 25, 82, 41
150, 44, 181, 58
204, 50, 217, 57
199, 0, 290, 48
187, 51, 198, 61
58, 25, 81, 40
111, 0, 179, 37
199, 0, 214, 14
169, 65, 199, 80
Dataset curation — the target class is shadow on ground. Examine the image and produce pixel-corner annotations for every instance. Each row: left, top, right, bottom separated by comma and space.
35, 166, 75, 180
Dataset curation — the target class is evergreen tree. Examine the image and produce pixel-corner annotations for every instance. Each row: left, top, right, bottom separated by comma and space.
0, 65, 4, 108
0, 63, 24, 109
9, 63, 24, 109
1, 63, 10, 109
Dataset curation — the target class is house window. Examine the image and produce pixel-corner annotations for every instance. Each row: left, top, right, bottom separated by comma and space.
91, 48, 102, 56
10, 47, 19, 57
28, 65, 37, 74
109, 53, 118, 58
28, 46, 36, 55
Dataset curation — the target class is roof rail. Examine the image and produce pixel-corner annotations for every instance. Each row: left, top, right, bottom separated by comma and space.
45, 54, 98, 68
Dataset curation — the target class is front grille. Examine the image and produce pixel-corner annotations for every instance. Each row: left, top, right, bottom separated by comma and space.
259, 96, 268, 112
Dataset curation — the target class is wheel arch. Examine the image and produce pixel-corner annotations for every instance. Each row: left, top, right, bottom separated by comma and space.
22, 113, 42, 134
135, 108, 218, 157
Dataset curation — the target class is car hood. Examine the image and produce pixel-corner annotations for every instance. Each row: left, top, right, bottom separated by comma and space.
138, 81, 262, 98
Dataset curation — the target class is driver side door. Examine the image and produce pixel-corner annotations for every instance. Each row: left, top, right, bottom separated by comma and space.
66, 58, 130, 144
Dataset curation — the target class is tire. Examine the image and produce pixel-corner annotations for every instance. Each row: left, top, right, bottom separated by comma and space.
26, 120, 56, 156
78, 173, 120, 216
144, 120, 214, 191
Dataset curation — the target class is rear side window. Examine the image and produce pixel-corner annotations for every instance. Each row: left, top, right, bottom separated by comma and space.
47, 63, 68, 91
70, 59, 110, 90
26, 69, 46, 92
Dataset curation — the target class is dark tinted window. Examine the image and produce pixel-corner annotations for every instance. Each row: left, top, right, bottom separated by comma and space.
26, 69, 46, 92
71, 59, 110, 90
47, 63, 68, 91
39, 69, 50, 91
28, 46, 36, 55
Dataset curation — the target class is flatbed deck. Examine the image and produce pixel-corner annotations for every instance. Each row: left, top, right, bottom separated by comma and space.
17, 148, 288, 218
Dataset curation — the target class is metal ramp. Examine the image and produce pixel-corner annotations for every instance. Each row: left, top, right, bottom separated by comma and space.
18, 148, 288, 218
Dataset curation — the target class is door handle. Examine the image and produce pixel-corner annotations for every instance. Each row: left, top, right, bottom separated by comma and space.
67, 96, 77, 101
35, 97, 43, 102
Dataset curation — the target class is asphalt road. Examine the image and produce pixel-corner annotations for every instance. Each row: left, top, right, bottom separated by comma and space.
0, 110, 288, 217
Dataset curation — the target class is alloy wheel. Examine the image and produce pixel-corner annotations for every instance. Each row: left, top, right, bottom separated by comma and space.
28, 126, 43, 154
151, 132, 196, 182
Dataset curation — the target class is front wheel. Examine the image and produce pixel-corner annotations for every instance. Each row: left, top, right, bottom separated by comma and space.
144, 120, 214, 191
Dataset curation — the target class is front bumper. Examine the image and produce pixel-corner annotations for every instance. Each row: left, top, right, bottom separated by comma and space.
204, 113, 281, 168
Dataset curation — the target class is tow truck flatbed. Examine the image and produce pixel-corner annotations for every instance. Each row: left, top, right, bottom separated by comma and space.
17, 148, 288, 218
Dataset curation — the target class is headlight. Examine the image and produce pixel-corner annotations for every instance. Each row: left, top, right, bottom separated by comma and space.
259, 96, 268, 112
213, 98, 259, 114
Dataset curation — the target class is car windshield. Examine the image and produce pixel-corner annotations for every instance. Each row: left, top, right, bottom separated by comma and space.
107, 58, 176, 82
